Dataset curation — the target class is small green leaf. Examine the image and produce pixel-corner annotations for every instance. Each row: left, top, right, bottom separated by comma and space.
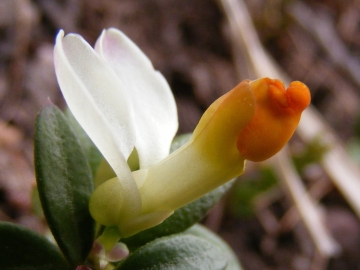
117, 234, 227, 270
184, 225, 243, 270
65, 108, 103, 177
34, 103, 94, 267
0, 222, 70, 270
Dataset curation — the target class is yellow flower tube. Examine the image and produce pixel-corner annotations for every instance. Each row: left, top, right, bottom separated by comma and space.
137, 80, 254, 214
90, 80, 255, 236
138, 77, 310, 215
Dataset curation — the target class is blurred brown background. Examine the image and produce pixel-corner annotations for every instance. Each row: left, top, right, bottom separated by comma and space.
2, 0, 360, 269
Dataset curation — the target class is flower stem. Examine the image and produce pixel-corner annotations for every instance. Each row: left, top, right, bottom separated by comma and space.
97, 226, 122, 252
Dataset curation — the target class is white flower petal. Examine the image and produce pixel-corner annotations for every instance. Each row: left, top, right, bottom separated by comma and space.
95, 28, 178, 168
54, 30, 141, 216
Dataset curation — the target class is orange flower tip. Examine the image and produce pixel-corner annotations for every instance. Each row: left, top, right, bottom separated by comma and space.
268, 79, 288, 108
287, 81, 311, 112
236, 78, 311, 162
268, 79, 311, 113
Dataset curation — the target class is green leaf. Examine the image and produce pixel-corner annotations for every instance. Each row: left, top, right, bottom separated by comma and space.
122, 133, 234, 250
0, 222, 70, 270
184, 225, 243, 270
117, 234, 227, 270
65, 108, 103, 177
34, 103, 94, 267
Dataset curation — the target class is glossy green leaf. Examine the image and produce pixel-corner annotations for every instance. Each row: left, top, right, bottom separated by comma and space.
34, 103, 94, 267
185, 225, 243, 270
117, 234, 227, 270
0, 222, 70, 270
65, 108, 103, 177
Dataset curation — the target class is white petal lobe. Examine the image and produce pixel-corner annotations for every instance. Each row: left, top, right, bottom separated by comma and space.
54, 30, 141, 217
95, 28, 178, 168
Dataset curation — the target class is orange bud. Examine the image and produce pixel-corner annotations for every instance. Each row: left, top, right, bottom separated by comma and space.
237, 78, 311, 161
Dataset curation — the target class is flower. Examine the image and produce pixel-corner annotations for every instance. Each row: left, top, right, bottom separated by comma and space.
54, 28, 310, 238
